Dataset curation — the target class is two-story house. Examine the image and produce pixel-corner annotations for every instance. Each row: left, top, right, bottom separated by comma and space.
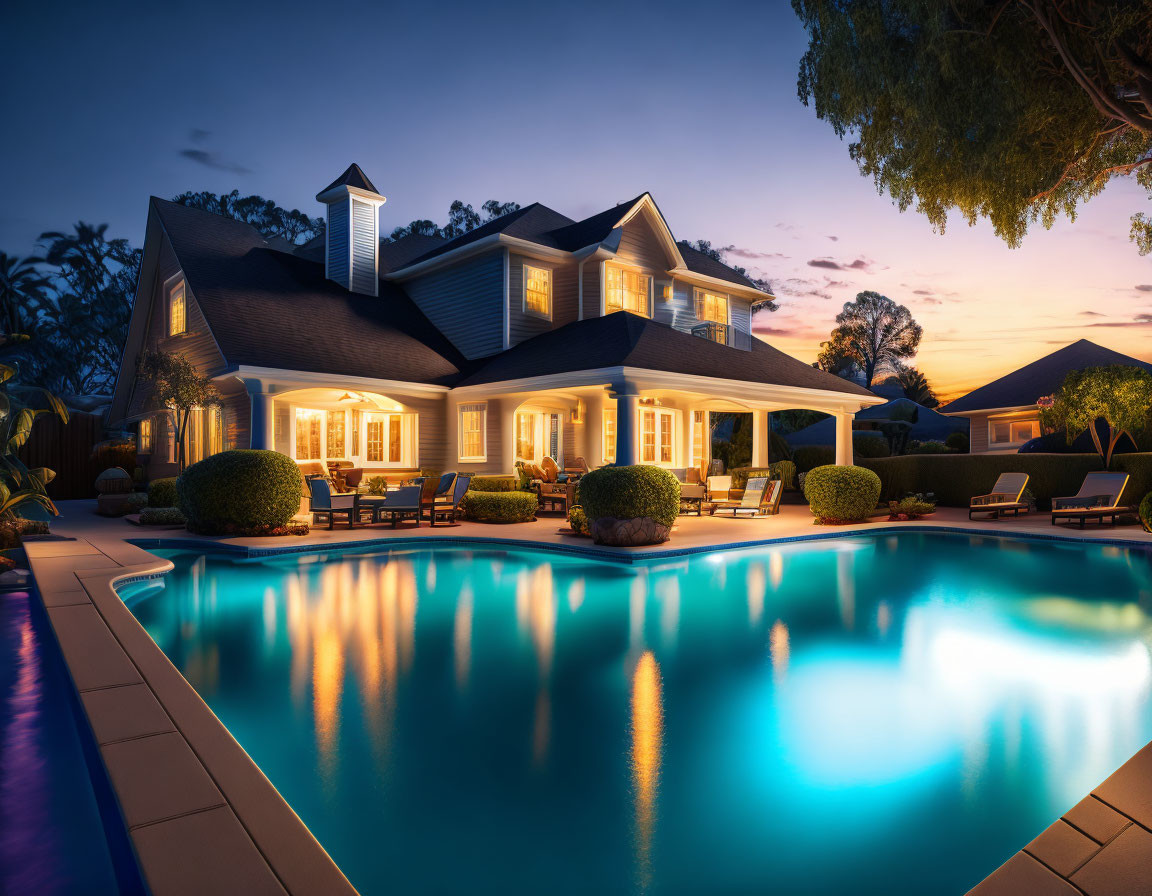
109, 164, 882, 479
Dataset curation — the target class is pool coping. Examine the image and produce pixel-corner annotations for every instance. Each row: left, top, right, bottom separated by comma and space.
23, 535, 358, 896
25, 522, 1152, 896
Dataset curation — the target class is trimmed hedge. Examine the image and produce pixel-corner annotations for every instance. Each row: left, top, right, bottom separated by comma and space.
1140, 492, 1151, 534
468, 475, 518, 493
731, 461, 798, 490
148, 477, 178, 508
855, 453, 1152, 509
459, 490, 538, 523
803, 465, 882, 523
793, 445, 835, 474
177, 450, 302, 535
853, 433, 891, 458
139, 506, 186, 526
579, 465, 680, 528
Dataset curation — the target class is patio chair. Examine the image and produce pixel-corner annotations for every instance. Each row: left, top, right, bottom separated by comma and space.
429, 473, 473, 527
969, 473, 1030, 520
342, 468, 364, 491
705, 475, 733, 513
537, 479, 573, 514
678, 469, 706, 516
308, 478, 359, 529
1051, 472, 1131, 528
564, 456, 590, 478
713, 477, 778, 518
541, 456, 560, 482
361, 482, 423, 528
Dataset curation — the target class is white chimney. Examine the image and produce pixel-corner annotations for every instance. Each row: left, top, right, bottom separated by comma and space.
316, 164, 386, 296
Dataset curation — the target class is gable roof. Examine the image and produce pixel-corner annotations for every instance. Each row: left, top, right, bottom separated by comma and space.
457, 310, 875, 396
404, 203, 577, 266
676, 241, 760, 289
317, 163, 379, 198
547, 194, 647, 251
151, 198, 465, 385
943, 339, 1152, 414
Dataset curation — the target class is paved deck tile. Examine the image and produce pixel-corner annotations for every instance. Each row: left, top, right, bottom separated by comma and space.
1072, 824, 1152, 896
967, 852, 1081, 895
29, 553, 118, 591
81, 682, 176, 745
22, 538, 103, 558
1026, 819, 1100, 877
1093, 743, 1152, 830
1064, 796, 1130, 845
40, 588, 91, 608
131, 806, 288, 896
101, 731, 225, 828
46, 603, 142, 690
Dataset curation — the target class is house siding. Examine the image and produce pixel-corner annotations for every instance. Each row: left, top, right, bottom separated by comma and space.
615, 214, 669, 272
581, 259, 601, 319
350, 198, 376, 294
327, 199, 349, 286
404, 251, 504, 359
969, 414, 989, 453
507, 254, 578, 346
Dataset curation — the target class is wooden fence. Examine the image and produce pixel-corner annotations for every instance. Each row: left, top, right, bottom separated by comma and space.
18, 411, 111, 500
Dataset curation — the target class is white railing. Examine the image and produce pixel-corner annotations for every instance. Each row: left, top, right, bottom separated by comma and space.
691, 321, 752, 351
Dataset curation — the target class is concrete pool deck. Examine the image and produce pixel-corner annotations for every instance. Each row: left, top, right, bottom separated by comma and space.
23, 499, 1152, 895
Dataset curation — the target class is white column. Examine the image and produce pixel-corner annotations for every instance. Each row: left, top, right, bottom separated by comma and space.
498, 399, 517, 475
586, 391, 606, 467
751, 410, 770, 467
614, 390, 640, 466
834, 412, 855, 465
246, 381, 274, 450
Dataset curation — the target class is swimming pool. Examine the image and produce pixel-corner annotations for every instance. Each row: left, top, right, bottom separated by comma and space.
120, 532, 1152, 895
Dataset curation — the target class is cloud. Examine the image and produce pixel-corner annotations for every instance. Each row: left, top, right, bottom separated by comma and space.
912, 289, 932, 295
806, 256, 874, 272
725, 246, 789, 261
827, 235, 839, 241
1079, 310, 1105, 317
1137, 284, 1152, 292
921, 297, 942, 305
1085, 313, 1152, 327
179, 129, 250, 174
824, 279, 849, 289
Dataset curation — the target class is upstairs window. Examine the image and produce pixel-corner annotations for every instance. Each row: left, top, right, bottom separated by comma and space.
138, 418, 153, 453
605, 265, 651, 316
694, 288, 729, 325
168, 278, 186, 336
524, 265, 552, 319
459, 403, 487, 462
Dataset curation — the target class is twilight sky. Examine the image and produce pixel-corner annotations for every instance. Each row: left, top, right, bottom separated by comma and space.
3, 0, 1149, 402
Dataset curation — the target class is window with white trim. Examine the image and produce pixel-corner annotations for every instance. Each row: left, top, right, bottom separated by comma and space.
605, 265, 651, 316
603, 410, 616, 464
326, 410, 346, 459
168, 279, 186, 336
990, 418, 1040, 446
186, 407, 203, 464
295, 408, 322, 460
138, 418, 153, 453
690, 410, 706, 468
364, 413, 412, 465
523, 264, 552, 319
694, 288, 729, 324
640, 408, 675, 465
515, 412, 537, 461
209, 406, 224, 455
459, 403, 487, 462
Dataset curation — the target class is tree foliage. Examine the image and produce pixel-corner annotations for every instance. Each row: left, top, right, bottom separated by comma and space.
891, 364, 939, 408
1038, 365, 1152, 466
816, 291, 923, 387
793, 0, 1152, 253
173, 190, 325, 244
137, 350, 220, 471
388, 199, 521, 241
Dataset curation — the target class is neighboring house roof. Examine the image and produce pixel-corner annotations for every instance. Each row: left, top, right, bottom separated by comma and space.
943, 339, 1152, 414
317, 163, 379, 197
785, 398, 967, 447
151, 198, 466, 385
457, 310, 876, 395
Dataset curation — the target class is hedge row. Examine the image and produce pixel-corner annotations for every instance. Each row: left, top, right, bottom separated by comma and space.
467, 475, 518, 492
857, 453, 1152, 509
458, 490, 538, 522
730, 461, 798, 490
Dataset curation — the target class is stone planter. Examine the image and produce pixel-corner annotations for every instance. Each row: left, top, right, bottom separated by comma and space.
590, 516, 670, 547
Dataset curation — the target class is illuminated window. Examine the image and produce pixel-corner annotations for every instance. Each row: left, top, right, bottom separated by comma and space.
459, 403, 486, 462
524, 264, 552, 318
990, 418, 1040, 445
515, 412, 537, 461
138, 418, 153, 453
389, 416, 402, 463
168, 279, 186, 336
326, 411, 346, 459
295, 409, 322, 460
694, 288, 729, 324
603, 410, 616, 464
605, 265, 651, 316
641, 408, 675, 465
660, 413, 672, 463
641, 410, 656, 463
366, 418, 384, 462
209, 406, 224, 455
365, 413, 412, 465
186, 407, 203, 464
690, 410, 706, 468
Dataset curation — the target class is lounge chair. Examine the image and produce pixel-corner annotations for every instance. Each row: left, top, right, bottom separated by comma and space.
1051, 472, 1131, 528
969, 473, 1030, 520
713, 477, 780, 517
429, 473, 472, 527
308, 478, 359, 529
361, 479, 424, 528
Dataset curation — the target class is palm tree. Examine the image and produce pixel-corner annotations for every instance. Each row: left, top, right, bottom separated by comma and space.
0, 253, 50, 335
895, 365, 939, 408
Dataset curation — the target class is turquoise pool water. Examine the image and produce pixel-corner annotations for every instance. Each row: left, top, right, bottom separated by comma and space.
121, 533, 1152, 895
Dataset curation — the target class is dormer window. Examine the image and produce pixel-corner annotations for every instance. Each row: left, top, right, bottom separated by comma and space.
523, 265, 552, 319
168, 278, 186, 336
694, 288, 729, 325
605, 265, 651, 316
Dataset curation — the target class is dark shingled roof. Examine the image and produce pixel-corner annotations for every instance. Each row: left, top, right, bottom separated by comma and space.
378, 233, 447, 272
404, 203, 576, 266
317, 163, 379, 198
944, 339, 1152, 414
458, 311, 875, 395
152, 198, 465, 385
547, 195, 646, 251
676, 241, 760, 290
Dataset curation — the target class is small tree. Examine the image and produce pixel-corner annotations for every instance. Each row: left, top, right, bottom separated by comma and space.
1039, 366, 1152, 467
137, 351, 220, 471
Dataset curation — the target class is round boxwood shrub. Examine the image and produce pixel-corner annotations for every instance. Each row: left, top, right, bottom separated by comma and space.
579, 465, 680, 529
468, 475, 517, 493
459, 489, 538, 523
1140, 492, 1152, 534
803, 464, 882, 524
148, 477, 178, 508
177, 449, 302, 535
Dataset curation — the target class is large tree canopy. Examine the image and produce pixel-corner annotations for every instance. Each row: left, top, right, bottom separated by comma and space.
388, 199, 521, 241
173, 190, 325, 244
793, 0, 1152, 253
817, 291, 923, 387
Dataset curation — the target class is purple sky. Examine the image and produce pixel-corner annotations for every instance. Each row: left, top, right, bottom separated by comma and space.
3, 0, 1149, 400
